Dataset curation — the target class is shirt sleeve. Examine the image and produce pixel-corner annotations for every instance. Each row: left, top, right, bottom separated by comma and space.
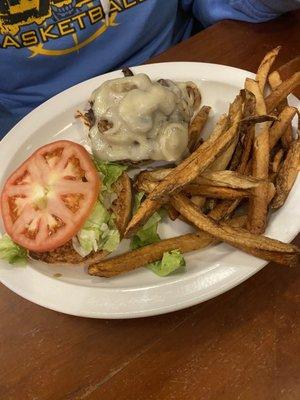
181, 0, 300, 27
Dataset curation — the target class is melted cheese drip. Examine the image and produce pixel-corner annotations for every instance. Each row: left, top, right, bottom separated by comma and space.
89, 74, 195, 162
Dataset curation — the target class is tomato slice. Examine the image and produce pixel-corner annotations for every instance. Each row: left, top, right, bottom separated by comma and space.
1, 140, 100, 252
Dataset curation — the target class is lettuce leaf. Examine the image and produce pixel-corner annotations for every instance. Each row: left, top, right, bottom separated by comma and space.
93, 159, 127, 193
0, 234, 27, 265
133, 191, 145, 214
74, 201, 120, 257
147, 250, 186, 277
131, 192, 186, 276
130, 192, 162, 250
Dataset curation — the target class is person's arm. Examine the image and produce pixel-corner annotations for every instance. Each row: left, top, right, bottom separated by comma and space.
182, 0, 300, 27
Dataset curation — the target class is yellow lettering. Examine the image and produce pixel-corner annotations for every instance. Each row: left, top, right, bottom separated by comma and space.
123, 0, 137, 9
110, 0, 123, 12
57, 19, 75, 36
88, 7, 103, 24
21, 30, 39, 47
72, 12, 87, 30
2, 35, 20, 49
40, 25, 58, 42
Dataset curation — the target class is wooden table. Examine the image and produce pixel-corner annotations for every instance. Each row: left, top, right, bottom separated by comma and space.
1, 11, 299, 400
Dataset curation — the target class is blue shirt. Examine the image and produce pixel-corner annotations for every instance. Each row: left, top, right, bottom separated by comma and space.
0, 0, 299, 138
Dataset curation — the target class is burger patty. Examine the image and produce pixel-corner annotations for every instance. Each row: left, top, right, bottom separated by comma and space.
29, 241, 107, 265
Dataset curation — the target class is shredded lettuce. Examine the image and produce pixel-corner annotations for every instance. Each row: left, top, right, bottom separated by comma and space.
73, 159, 126, 257
131, 192, 186, 276
0, 234, 27, 265
74, 201, 120, 257
147, 250, 186, 277
93, 159, 127, 193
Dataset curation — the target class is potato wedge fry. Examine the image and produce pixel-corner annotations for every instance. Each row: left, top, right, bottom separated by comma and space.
88, 216, 247, 277
256, 46, 281, 94
188, 106, 211, 152
269, 106, 297, 150
265, 72, 300, 113
171, 194, 299, 266
271, 140, 300, 209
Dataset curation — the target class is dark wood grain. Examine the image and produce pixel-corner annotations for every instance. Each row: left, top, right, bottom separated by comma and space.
0, 10, 300, 400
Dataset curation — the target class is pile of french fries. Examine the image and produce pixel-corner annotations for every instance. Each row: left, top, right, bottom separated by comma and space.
89, 47, 300, 278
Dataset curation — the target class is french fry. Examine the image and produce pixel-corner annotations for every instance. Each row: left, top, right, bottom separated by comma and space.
187, 83, 202, 112
188, 106, 211, 152
150, 107, 242, 200
208, 199, 241, 222
88, 216, 247, 277
265, 72, 300, 113
165, 204, 179, 221
256, 46, 281, 94
184, 184, 249, 199
125, 105, 242, 237
268, 71, 295, 148
271, 148, 285, 174
135, 168, 172, 185
139, 169, 263, 191
245, 78, 271, 234
209, 95, 244, 171
271, 140, 300, 209
269, 106, 297, 150
89, 232, 216, 277
137, 172, 255, 200
122, 67, 134, 77
195, 170, 263, 190
207, 114, 229, 141
276, 56, 300, 89
191, 196, 206, 209
188, 182, 275, 204
171, 194, 299, 266
237, 90, 256, 174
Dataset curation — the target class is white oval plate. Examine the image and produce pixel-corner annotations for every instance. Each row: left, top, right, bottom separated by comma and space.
0, 62, 299, 319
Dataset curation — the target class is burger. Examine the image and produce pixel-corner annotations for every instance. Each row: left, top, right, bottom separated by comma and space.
78, 72, 201, 164
0, 140, 132, 265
